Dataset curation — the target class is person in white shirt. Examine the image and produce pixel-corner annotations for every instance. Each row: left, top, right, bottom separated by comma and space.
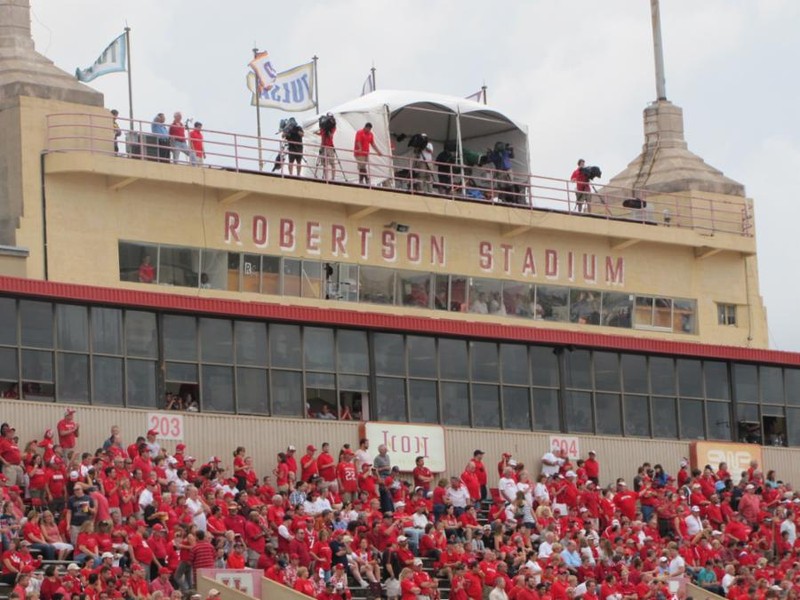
498, 467, 519, 503
533, 474, 550, 504
781, 511, 797, 545
488, 577, 508, 600
445, 477, 471, 512
667, 547, 685, 577
538, 532, 555, 558
684, 506, 704, 537
541, 450, 564, 478
354, 438, 371, 472
184, 486, 208, 532
721, 564, 736, 595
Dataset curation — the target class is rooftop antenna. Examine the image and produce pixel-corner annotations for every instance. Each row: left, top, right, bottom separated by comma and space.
650, 0, 667, 101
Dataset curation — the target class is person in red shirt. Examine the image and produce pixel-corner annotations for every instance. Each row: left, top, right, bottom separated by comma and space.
461, 463, 481, 505
57, 408, 80, 452
300, 445, 319, 483
399, 567, 421, 600
412, 457, 433, 493
353, 123, 382, 185
337, 450, 358, 501
316, 113, 337, 182
188, 121, 205, 166
584, 451, 600, 485
470, 450, 488, 502
0, 424, 24, 487
613, 481, 638, 521
317, 442, 336, 484
570, 159, 591, 213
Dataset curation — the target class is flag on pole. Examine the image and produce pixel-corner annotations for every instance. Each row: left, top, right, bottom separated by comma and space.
246, 62, 316, 112
465, 89, 484, 103
75, 32, 128, 83
249, 51, 278, 92
361, 72, 375, 96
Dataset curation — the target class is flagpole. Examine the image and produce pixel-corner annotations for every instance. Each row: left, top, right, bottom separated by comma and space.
312, 55, 320, 116
371, 65, 376, 91
125, 27, 133, 121
481, 84, 487, 105
253, 46, 264, 171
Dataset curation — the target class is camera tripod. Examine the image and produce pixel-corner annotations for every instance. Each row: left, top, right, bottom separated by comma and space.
312, 145, 349, 183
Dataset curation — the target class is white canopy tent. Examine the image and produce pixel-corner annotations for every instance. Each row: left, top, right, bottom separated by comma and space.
300, 90, 530, 185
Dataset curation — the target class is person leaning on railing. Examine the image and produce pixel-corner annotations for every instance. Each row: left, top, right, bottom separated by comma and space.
151, 113, 171, 163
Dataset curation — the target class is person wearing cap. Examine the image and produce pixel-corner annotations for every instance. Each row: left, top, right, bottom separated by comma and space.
584, 451, 599, 486
498, 467, 518, 504
336, 449, 358, 502
205, 589, 221, 600
284, 445, 298, 477
300, 444, 319, 483
56, 408, 80, 454
410, 133, 434, 194
541, 447, 564, 479
0, 424, 24, 487
149, 566, 175, 596
738, 482, 761, 525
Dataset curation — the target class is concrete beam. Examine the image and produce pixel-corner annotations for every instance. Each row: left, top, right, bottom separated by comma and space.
219, 190, 250, 205
695, 246, 722, 260
610, 237, 640, 251
347, 205, 381, 220
501, 225, 532, 239
107, 177, 138, 192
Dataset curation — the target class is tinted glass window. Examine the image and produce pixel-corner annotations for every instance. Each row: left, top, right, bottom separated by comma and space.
677, 359, 703, 397
408, 336, 436, 378
0, 297, 17, 346
564, 350, 591, 389
565, 390, 593, 433
471, 342, 499, 382
374, 333, 405, 376
92, 308, 123, 355
237, 368, 269, 414
163, 315, 197, 361
126, 359, 157, 407
271, 370, 302, 416
532, 388, 560, 431
409, 380, 438, 423
501, 344, 528, 385
200, 318, 233, 364
706, 402, 731, 440
376, 377, 407, 422
623, 395, 650, 437
441, 382, 469, 426
0, 347, 17, 380
594, 352, 620, 391
652, 397, 677, 438
56, 305, 89, 352
472, 384, 500, 428
20, 301, 53, 348
503, 387, 531, 430
650, 357, 675, 395
22, 350, 52, 381
304, 327, 335, 371
270, 324, 301, 369
125, 311, 157, 358
761, 366, 784, 404
439, 339, 468, 380
201, 365, 234, 412
57, 353, 89, 403
733, 364, 758, 402
234, 321, 267, 367
337, 330, 369, 374
786, 369, 800, 406
621, 354, 648, 394
92, 356, 123, 406
595, 393, 622, 435
704, 361, 730, 400
680, 399, 705, 439
531, 346, 559, 387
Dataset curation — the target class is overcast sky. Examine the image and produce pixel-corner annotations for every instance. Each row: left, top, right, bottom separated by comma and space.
29, 0, 800, 352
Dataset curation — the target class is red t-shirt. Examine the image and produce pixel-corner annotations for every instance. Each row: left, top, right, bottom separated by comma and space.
354, 129, 374, 157
317, 452, 336, 482
413, 466, 433, 491
0, 439, 21, 465
57, 418, 79, 449
300, 455, 319, 482
338, 462, 358, 493
571, 167, 589, 192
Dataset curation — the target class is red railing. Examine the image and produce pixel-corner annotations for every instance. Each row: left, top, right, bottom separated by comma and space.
45, 113, 754, 237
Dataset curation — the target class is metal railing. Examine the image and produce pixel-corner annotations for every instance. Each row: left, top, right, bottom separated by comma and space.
45, 113, 754, 237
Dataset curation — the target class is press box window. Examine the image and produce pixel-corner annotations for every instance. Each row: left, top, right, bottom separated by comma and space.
718, 304, 737, 326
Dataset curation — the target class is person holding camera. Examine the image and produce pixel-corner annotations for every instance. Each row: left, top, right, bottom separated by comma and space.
353, 122, 382, 185
316, 112, 337, 181
571, 158, 591, 212
410, 133, 434, 194
281, 118, 305, 177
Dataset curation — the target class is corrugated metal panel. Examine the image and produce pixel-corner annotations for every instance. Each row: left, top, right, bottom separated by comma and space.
2, 274, 800, 365
763, 447, 800, 486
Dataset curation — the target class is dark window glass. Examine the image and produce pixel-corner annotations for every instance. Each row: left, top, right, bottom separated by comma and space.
595, 393, 622, 435
564, 350, 591, 389
439, 339, 468, 380
304, 327, 335, 371
0, 297, 17, 346
706, 402, 732, 440
271, 370, 303, 416
408, 336, 436, 378
737, 404, 761, 444
441, 382, 469, 426
761, 366, 784, 404
199, 249, 229, 291
397, 271, 432, 309
118, 242, 158, 283
565, 390, 593, 433
125, 311, 157, 358
376, 377, 407, 422
339, 375, 369, 391
677, 359, 703, 397
738, 403, 759, 423
360, 266, 395, 305
569, 289, 600, 324
166, 362, 198, 382
261, 256, 280, 294
733, 364, 758, 402
532, 388, 560, 431
621, 354, 648, 394
20, 300, 53, 348
650, 357, 675, 395
503, 387, 531, 430
374, 333, 405, 376
472, 384, 500, 428
623, 395, 650, 437
126, 359, 157, 407
159, 246, 199, 287
787, 369, 800, 406
594, 352, 620, 391
787, 408, 800, 446
652, 397, 678, 438
235, 321, 267, 367
201, 365, 234, 412
163, 315, 197, 361
57, 353, 89, 403
237, 368, 269, 414
761, 404, 785, 417
501, 344, 528, 385
536, 285, 569, 322
306, 372, 335, 389
337, 330, 369, 374
409, 379, 438, 423
22, 349, 52, 381
270, 324, 301, 369
0, 347, 18, 380
471, 342, 499, 382
56, 305, 89, 352
680, 399, 705, 439
531, 346, 559, 387
602, 292, 633, 328
92, 357, 123, 406
198, 318, 232, 364
704, 361, 730, 400
92, 308, 123, 355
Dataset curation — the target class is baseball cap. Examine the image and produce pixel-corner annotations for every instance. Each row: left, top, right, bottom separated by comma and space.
176, 443, 186, 451
306, 444, 317, 452
147, 429, 158, 436
413, 558, 423, 566
208, 589, 220, 597
65, 408, 76, 415
287, 445, 296, 451
398, 535, 408, 542
102, 552, 114, 559
691, 506, 700, 512
67, 563, 80, 571
588, 450, 597, 455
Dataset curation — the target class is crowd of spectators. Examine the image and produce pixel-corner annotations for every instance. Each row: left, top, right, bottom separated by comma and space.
1, 410, 800, 600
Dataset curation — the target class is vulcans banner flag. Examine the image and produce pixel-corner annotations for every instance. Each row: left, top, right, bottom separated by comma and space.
246, 62, 315, 112
361, 73, 375, 96
76, 33, 127, 83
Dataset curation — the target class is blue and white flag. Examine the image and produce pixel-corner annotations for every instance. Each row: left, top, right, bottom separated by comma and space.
75, 33, 127, 83
246, 62, 316, 112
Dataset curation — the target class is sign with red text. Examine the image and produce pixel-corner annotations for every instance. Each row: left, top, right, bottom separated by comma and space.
362, 422, 446, 473
197, 569, 260, 598
549, 435, 580, 460
690, 441, 762, 475
146, 412, 184, 442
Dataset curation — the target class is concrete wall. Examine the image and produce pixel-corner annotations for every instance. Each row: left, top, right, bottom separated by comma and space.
4, 399, 799, 488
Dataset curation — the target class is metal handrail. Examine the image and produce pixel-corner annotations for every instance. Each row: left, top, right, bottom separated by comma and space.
44, 113, 754, 237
